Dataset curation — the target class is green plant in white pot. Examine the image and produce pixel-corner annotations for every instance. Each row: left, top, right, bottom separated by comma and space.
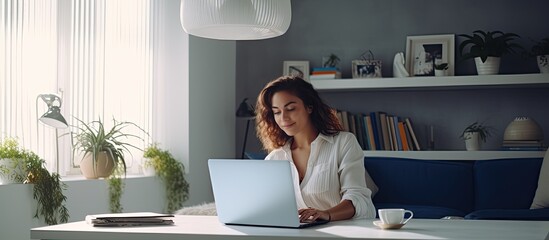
526, 37, 549, 73
459, 30, 522, 75
434, 63, 449, 76
459, 122, 493, 151
0, 138, 69, 225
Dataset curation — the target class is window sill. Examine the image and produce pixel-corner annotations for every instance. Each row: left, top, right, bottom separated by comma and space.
60, 174, 154, 182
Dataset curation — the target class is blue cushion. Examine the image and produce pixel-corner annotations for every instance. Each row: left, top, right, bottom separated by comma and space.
474, 158, 543, 210
465, 208, 549, 220
365, 157, 474, 214
375, 203, 467, 219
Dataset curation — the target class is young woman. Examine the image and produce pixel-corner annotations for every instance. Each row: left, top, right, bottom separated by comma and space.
255, 76, 376, 222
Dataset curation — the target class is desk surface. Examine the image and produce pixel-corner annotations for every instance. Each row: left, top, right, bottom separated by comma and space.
31, 215, 549, 240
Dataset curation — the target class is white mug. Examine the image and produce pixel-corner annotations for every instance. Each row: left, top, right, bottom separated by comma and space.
378, 208, 413, 224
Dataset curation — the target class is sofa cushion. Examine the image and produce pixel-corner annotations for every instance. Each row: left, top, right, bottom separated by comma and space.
375, 203, 467, 219
365, 157, 474, 214
531, 150, 549, 209
465, 208, 549, 220
474, 158, 543, 210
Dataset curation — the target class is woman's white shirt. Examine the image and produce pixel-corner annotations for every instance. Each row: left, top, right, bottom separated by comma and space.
265, 131, 376, 219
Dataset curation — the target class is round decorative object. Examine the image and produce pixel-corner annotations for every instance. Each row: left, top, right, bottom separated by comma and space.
503, 117, 544, 141
180, 0, 292, 40
80, 151, 115, 179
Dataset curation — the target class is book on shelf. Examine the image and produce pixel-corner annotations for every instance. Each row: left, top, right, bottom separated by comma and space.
502, 140, 544, 147
310, 71, 342, 80
404, 117, 421, 151
364, 115, 377, 150
500, 146, 547, 151
398, 121, 410, 151
379, 112, 391, 150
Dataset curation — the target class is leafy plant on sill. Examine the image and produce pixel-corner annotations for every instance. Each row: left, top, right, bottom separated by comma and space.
143, 144, 189, 213
458, 30, 523, 63
434, 63, 449, 70
70, 117, 148, 213
459, 121, 493, 143
0, 138, 69, 225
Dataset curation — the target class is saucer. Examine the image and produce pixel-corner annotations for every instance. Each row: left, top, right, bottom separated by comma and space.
373, 220, 405, 230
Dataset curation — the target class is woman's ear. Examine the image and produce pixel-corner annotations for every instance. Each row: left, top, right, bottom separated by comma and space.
307, 106, 313, 114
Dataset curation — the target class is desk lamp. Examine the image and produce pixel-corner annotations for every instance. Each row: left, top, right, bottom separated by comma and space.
37, 94, 68, 173
236, 98, 255, 159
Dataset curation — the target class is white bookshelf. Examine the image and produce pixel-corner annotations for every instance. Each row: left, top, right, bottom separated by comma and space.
364, 150, 546, 160
311, 73, 549, 91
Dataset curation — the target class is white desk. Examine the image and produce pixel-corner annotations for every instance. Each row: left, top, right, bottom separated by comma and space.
31, 215, 549, 240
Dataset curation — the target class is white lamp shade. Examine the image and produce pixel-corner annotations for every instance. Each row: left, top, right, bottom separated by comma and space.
180, 0, 291, 40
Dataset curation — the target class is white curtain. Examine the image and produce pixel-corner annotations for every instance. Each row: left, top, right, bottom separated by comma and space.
1, 0, 153, 175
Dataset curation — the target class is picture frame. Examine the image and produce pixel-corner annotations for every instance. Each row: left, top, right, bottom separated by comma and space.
283, 61, 310, 81
352, 60, 382, 78
405, 34, 455, 76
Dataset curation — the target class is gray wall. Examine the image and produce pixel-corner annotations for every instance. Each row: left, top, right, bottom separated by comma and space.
236, 0, 549, 154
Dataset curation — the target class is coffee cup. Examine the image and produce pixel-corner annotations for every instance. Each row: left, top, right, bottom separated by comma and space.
378, 208, 413, 225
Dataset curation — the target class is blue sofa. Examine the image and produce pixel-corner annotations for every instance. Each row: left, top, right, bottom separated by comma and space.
365, 157, 549, 220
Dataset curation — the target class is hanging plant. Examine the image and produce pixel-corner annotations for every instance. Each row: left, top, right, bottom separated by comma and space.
143, 144, 189, 213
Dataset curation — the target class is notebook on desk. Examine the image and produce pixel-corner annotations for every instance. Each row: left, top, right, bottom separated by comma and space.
208, 159, 328, 228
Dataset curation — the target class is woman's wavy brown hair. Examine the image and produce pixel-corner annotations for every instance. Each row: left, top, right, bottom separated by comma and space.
255, 76, 343, 152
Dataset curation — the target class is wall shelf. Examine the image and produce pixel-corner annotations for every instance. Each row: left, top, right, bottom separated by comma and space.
311, 73, 549, 91
364, 150, 546, 160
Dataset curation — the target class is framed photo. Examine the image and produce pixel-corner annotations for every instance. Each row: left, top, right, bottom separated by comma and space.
283, 61, 309, 81
406, 34, 455, 76
352, 60, 382, 78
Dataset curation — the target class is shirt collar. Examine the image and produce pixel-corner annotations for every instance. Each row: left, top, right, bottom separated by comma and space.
281, 132, 335, 154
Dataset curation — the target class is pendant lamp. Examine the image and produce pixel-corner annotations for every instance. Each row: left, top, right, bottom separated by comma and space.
180, 0, 292, 40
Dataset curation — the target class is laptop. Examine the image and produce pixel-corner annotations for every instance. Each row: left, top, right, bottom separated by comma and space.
208, 159, 329, 228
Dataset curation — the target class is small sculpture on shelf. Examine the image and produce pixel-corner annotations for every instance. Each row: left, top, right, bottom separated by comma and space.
393, 52, 409, 78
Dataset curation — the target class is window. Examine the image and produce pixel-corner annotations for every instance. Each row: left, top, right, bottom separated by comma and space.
1, 0, 153, 175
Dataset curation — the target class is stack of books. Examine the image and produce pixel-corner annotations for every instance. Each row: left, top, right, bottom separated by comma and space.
336, 110, 421, 151
310, 67, 342, 80
501, 140, 546, 151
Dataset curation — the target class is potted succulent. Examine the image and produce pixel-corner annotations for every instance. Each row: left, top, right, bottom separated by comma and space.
434, 63, 449, 76
459, 122, 493, 151
71, 117, 145, 179
143, 144, 189, 213
0, 138, 69, 225
526, 37, 549, 73
458, 30, 522, 75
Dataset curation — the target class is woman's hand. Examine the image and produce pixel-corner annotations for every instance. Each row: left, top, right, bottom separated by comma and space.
298, 207, 330, 223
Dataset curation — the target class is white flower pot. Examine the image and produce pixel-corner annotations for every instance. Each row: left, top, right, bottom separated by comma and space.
142, 164, 156, 176
435, 69, 447, 76
464, 132, 481, 151
537, 55, 549, 74
0, 158, 25, 184
475, 57, 500, 75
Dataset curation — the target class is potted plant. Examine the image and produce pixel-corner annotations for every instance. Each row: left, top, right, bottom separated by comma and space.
434, 63, 449, 76
71, 117, 145, 179
526, 37, 549, 73
322, 53, 340, 68
458, 30, 522, 75
0, 138, 69, 225
459, 122, 493, 151
143, 144, 189, 213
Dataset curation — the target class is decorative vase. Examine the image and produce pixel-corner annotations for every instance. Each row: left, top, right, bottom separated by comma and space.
537, 55, 549, 74
80, 151, 115, 179
464, 132, 481, 151
475, 57, 500, 75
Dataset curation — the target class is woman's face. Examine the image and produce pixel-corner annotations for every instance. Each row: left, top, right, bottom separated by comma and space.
271, 90, 312, 137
